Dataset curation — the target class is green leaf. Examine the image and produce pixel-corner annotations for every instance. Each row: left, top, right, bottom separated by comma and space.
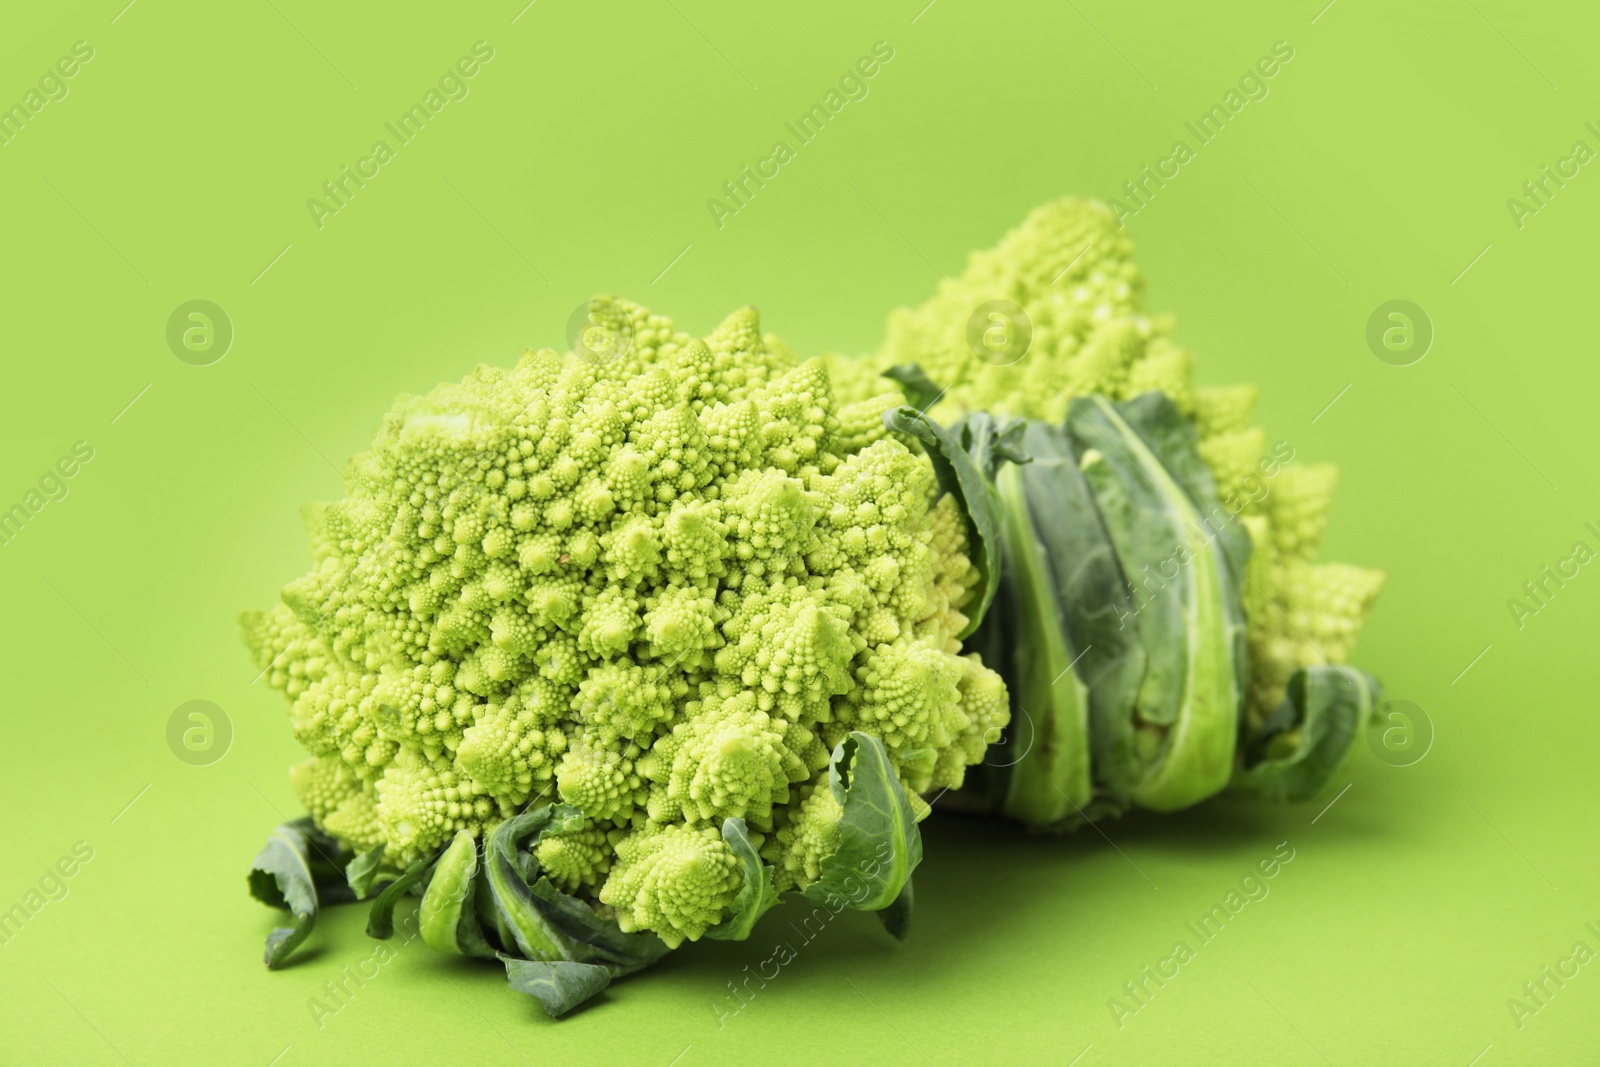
475, 806, 671, 1018
1009, 419, 1145, 812
524, 877, 670, 973
803, 732, 922, 914
1115, 392, 1251, 682
876, 878, 914, 940
954, 411, 1030, 475
247, 817, 374, 967
248, 820, 326, 969
365, 855, 433, 940
1066, 394, 1248, 812
500, 956, 613, 1019
483, 807, 587, 961
1233, 667, 1382, 802
418, 830, 497, 958
706, 818, 779, 942
484, 805, 671, 973
1119, 395, 1237, 535
307, 833, 361, 905
345, 845, 387, 899
881, 363, 946, 411
474, 865, 515, 953
993, 458, 1093, 824
883, 406, 1016, 636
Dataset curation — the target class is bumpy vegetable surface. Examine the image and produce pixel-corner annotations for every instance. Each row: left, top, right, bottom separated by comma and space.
243, 300, 1008, 1011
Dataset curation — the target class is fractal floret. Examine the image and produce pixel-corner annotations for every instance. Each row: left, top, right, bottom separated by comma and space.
242, 299, 1006, 972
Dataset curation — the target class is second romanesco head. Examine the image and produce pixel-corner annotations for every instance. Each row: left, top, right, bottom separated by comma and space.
828, 196, 1385, 724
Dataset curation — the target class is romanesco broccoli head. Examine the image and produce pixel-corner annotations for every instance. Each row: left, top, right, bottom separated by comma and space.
242, 299, 1007, 946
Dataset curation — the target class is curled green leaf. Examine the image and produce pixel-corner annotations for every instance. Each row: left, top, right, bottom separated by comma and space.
365, 855, 433, 940
881, 363, 947, 411
1009, 419, 1145, 815
485, 805, 670, 973
883, 406, 1016, 636
484, 807, 587, 961
804, 732, 922, 915
419, 830, 497, 958
248, 822, 320, 969
345, 844, 387, 899
524, 876, 669, 973
706, 818, 779, 942
248, 818, 355, 968
877, 877, 914, 940
500, 956, 613, 1019
1233, 666, 1382, 802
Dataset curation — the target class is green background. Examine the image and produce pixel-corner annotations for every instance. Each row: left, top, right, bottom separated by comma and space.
2, 0, 1596, 1062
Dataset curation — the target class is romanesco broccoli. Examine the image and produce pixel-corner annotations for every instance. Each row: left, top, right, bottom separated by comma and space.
243, 299, 1006, 957
829, 196, 1383, 727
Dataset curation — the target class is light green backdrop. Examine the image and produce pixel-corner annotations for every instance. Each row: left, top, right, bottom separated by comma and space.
2, 0, 1596, 1063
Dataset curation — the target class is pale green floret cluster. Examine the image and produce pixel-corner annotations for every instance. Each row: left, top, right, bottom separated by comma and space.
242, 300, 1006, 947
824, 196, 1146, 425
829, 196, 1384, 723
533, 823, 614, 893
